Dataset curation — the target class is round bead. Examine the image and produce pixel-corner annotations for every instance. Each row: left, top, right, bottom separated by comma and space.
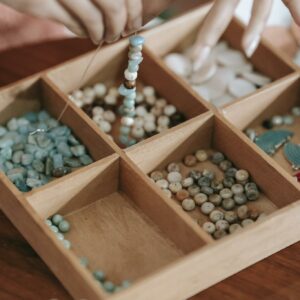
198, 176, 211, 187
257, 212, 267, 221
224, 211, 238, 224
209, 210, 224, 223
237, 205, 249, 220
93, 114, 104, 124
103, 281, 115, 293
188, 185, 200, 196
55, 232, 64, 241
92, 106, 104, 116
195, 150, 208, 162
201, 202, 215, 215
104, 94, 117, 105
129, 35, 145, 47
136, 106, 147, 117
131, 127, 145, 139
133, 117, 144, 128
183, 155, 197, 167
93, 270, 105, 282
211, 152, 225, 164
52, 214, 63, 225
234, 193, 247, 205
211, 181, 224, 193
176, 189, 189, 201
156, 179, 168, 189
145, 96, 156, 106
144, 121, 156, 132
208, 194, 222, 206
225, 168, 237, 178
50, 225, 59, 233
58, 220, 70, 233
223, 177, 235, 188
231, 184, 244, 195
45, 219, 52, 226
94, 83, 107, 97
120, 126, 131, 135
182, 198, 196, 211
229, 223, 242, 234
271, 115, 283, 126
249, 209, 259, 220
241, 218, 254, 227
292, 106, 300, 116
164, 105, 176, 116
235, 169, 249, 182
213, 230, 227, 240
283, 115, 294, 125
245, 128, 257, 141
194, 193, 208, 205
121, 116, 134, 127
103, 111, 116, 123
72, 90, 83, 99
150, 170, 164, 181
220, 188, 233, 199
63, 239, 71, 249
222, 198, 235, 211
167, 162, 181, 173
167, 171, 182, 183
215, 219, 229, 231
201, 186, 214, 195
219, 160, 232, 171
182, 177, 194, 188
99, 120, 112, 133
169, 182, 182, 193
202, 169, 215, 180
124, 69, 138, 81
246, 189, 260, 201
143, 86, 155, 97
157, 115, 170, 127
202, 221, 216, 234
162, 188, 172, 198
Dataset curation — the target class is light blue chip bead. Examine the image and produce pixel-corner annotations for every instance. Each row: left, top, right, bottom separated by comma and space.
4, 161, 14, 170
79, 154, 93, 166
123, 98, 135, 108
119, 135, 129, 145
127, 139, 137, 147
21, 153, 34, 166
34, 149, 48, 161
46, 118, 59, 129
32, 159, 45, 173
128, 52, 142, 61
7, 168, 24, 182
27, 169, 39, 179
23, 111, 38, 123
64, 157, 82, 168
68, 134, 80, 146
12, 150, 23, 164
0, 138, 14, 149
102, 281, 115, 293
36, 134, 52, 148
0, 126, 7, 137
118, 84, 136, 97
36, 122, 48, 132
24, 144, 37, 155
128, 60, 139, 73
26, 178, 42, 188
129, 35, 145, 47
7, 118, 18, 131
57, 142, 73, 157
120, 126, 131, 135
0, 147, 12, 160
53, 154, 64, 169
38, 110, 51, 122
70, 145, 86, 157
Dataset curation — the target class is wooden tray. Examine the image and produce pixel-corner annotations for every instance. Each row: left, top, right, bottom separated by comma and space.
0, 5, 300, 300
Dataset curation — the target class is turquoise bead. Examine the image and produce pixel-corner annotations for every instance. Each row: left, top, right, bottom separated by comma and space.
129, 35, 145, 47
12, 143, 24, 151
0, 138, 13, 149
68, 135, 80, 146
64, 157, 82, 168
123, 98, 135, 108
32, 159, 45, 173
4, 161, 14, 170
52, 214, 64, 225
34, 149, 48, 160
53, 154, 64, 169
118, 84, 136, 97
102, 281, 115, 293
0, 126, 7, 137
15, 179, 30, 192
93, 270, 105, 282
6, 168, 25, 182
27, 169, 39, 179
70, 145, 86, 157
0, 147, 12, 160
21, 153, 34, 166
127, 139, 137, 147
120, 126, 131, 135
79, 257, 89, 267
128, 52, 142, 61
121, 280, 131, 288
23, 112, 38, 122
128, 60, 139, 73
55, 232, 64, 241
57, 142, 73, 157
36, 134, 52, 148
26, 178, 42, 188
58, 220, 70, 233
119, 135, 129, 145
7, 118, 18, 131
79, 154, 93, 166
38, 110, 50, 122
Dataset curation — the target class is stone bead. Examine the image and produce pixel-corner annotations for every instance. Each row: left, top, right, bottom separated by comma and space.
169, 182, 182, 193
245, 182, 258, 191
136, 106, 147, 117
202, 221, 216, 234
235, 169, 249, 183
124, 69, 138, 81
241, 218, 254, 227
70, 145, 86, 157
213, 230, 227, 240
64, 158, 82, 168
103, 281, 115, 293
131, 127, 144, 139
7, 118, 18, 131
237, 205, 249, 220
63, 239, 71, 249
118, 84, 136, 97
182, 177, 194, 188
188, 185, 201, 196
215, 219, 229, 231
94, 83, 107, 97
224, 211, 238, 224
183, 155, 197, 167
157, 116, 170, 127
202, 169, 215, 180
225, 168, 237, 178
257, 212, 267, 221
58, 220, 70, 233
223, 177, 235, 188
271, 115, 283, 126
194, 193, 208, 205
182, 198, 196, 211
291, 106, 300, 116
155, 98, 167, 108
222, 198, 235, 211
50, 225, 59, 233
198, 176, 211, 187
211, 152, 225, 164
167, 171, 182, 183
103, 111, 116, 123
167, 162, 181, 173
143, 86, 155, 97
209, 210, 224, 223
21, 153, 34, 166
208, 194, 222, 206
201, 202, 215, 215
150, 107, 163, 117
219, 188, 233, 199
229, 223, 242, 234
162, 188, 172, 198
234, 193, 247, 205
26, 178, 42, 188
104, 94, 117, 105
245, 128, 257, 142
27, 169, 39, 179
150, 170, 164, 181
145, 96, 156, 106
246, 188, 260, 201
176, 189, 189, 201
93, 270, 106, 282
144, 113, 155, 123
128, 60, 139, 72
52, 214, 63, 226
121, 116, 134, 127
195, 150, 208, 162
219, 160, 232, 171
201, 186, 214, 195
129, 35, 145, 47
53, 154, 63, 169
163, 105, 176, 116
79, 154, 93, 166
45, 219, 52, 226
231, 183, 244, 195
211, 181, 224, 193
189, 170, 202, 181
156, 179, 168, 189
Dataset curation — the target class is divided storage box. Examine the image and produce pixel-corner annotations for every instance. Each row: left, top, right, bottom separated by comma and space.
0, 5, 300, 300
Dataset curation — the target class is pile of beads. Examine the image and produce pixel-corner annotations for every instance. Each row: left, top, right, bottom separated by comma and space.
0, 110, 93, 192
69, 83, 186, 148
46, 214, 71, 249
79, 257, 131, 294
118, 35, 145, 147
149, 150, 266, 240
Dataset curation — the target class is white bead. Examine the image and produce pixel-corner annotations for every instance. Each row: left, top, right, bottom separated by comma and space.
108, 87, 119, 97
182, 177, 193, 188
164, 104, 176, 116
83, 87, 96, 99
150, 107, 163, 117
93, 114, 104, 124
134, 117, 144, 128
164, 53, 192, 77
169, 182, 182, 193
131, 126, 145, 139
121, 116, 134, 126
155, 98, 167, 108
157, 115, 170, 126
104, 94, 117, 105
136, 92, 144, 104
144, 121, 156, 132
162, 188, 172, 198
157, 124, 168, 133
156, 179, 168, 189
136, 106, 147, 117
182, 198, 196, 211
72, 90, 83, 99
143, 86, 155, 97
82, 96, 94, 105
94, 83, 107, 97
167, 171, 182, 183
99, 120, 111, 133
92, 106, 104, 116
145, 96, 156, 106
143, 113, 155, 123
103, 110, 116, 123
73, 98, 84, 108
124, 69, 137, 81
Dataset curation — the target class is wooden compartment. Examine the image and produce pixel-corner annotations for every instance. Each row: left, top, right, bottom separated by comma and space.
223, 73, 300, 186
45, 39, 208, 149
142, 5, 296, 108
0, 76, 114, 195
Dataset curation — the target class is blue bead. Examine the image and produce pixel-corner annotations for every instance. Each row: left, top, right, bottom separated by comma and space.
128, 60, 139, 72
118, 84, 136, 97
125, 91, 137, 100
119, 135, 129, 145
120, 126, 131, 135
23, 112, 38, 123
123, 98, 135, 108
129, 35, 145, 47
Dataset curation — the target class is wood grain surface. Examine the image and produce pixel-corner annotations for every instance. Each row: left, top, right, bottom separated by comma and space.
0, 35, 299, 300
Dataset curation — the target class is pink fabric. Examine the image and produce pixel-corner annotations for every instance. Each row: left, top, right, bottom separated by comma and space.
0, 4, 70, 52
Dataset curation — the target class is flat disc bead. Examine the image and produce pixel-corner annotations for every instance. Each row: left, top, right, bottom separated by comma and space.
202, 221, 216, 234
201, 202, 215, 215
156, 179, 168, 189
176, 189, 189, 201
169, 182, 182, 193
209, 210, 224, 223
235, 169, 249, 182
182, 177, 193, 188
182, 198, 196, 211
150, 170, 164, 181
194, 193, 208, 205
167, 171, 182, 183
167, 162, 181, 173
118, 84, 136, 97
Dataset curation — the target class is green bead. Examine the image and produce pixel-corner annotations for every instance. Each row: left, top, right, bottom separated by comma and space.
93, 270, 105, 282
52, 214, 64, 225
26, 178, 42, 188
102, 281, 115, 293
36, 134, 52, 148
27, 169, 39, 179
7, 168, 25, 182
79, 154, 93, 166
12, 150, 23, 164
32, 159, 45, 173
7, 118, 18, 131
58, 220, 70, 233
0, 147, 12, 160
15, 179, 30, 192
64, 157, 82, 168
57, 142, 73, 157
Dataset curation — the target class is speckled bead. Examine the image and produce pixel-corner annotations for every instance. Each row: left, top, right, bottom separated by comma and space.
237, 205, 249, 220
211, 181, 224, 193
219, 188, 233, 199
93, 270, 106, 282
209, 210, 224, 223
182, 177, 194, 188
202, 169, 215, 180
194, 193, 208, 205
202, 221, 216, 234
156, 179, 169, 189
235, 169, 249, 183
213, 229, 227, 240
234, 193, 247, 205
225, 168, 237, 178
231, 184, 244, 195
167, 162, 181, 173
176, 189, 190, 201
195, 150, 208, 162
222, 198, 235, 211
224, 211, 238, 224
182, 198, 196, 211
201, 202, 215, 215
241, 218, 254, 227
183, 154, 197, 167
198, 176, 211, 187
229, 223, 242, 234
223, 177, 235, 188
187, 185, 201, 196
215, 219, 229, 231
189, 170, 202, 181
162, 188, 172, 198
211, 152, 225, 164
219, 160, 232, 171
246, 189, 260, 201
169, 182, 182, 193
208, 194, 222, 206
167, 171, 182, 183
150, 171, 164, 181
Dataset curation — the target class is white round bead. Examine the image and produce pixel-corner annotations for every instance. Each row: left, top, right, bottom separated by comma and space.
157, 124, 168, 133
73, 98, 84, 108
134, 117, 144, 128
136, 106, 147, 117
145, 96, 156, 106
104, 94, 117, 105
92, 106, 104, 116
124, 69, 137, 81
150, 107, 163, 117
143, 86, 155, 97
182, 198, 196, 211
162, 188, 172, 198
121, 116, 134, 126
94, 83, 107, 97
182, 177, 193, 188
136, 92, 144, 104
72, 90, 83, 99
156, 179, 169, 189
82, 96, 94, 105
143, 113, 155, 123
157, 115, 170, 126
93, 114, 104, 124
169, 182, 182, 193
103, 110, 116, 123
155, 98, 167, 108
83, 87, 96, 99
99, 120, 111, 133
108, 87, 119, 97
131, 126, 145, 139
164, 105, 176, 116
144, 121, 156, 132
167, 171, 182, 183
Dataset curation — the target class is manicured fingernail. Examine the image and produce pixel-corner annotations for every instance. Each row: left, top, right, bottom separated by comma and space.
106, 34, 120, 43
193, 45, 211, 71
244, 35, 260, 58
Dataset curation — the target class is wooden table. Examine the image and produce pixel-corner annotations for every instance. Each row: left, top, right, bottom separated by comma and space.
0, 38, 299, 300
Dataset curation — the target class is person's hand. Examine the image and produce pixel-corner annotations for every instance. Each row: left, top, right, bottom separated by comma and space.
0, 0, 144, 44
192, 0, 300, 71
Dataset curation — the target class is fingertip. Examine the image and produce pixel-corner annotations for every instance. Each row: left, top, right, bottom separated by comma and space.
242, 34, 260, 58
192, 45, 211, 71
